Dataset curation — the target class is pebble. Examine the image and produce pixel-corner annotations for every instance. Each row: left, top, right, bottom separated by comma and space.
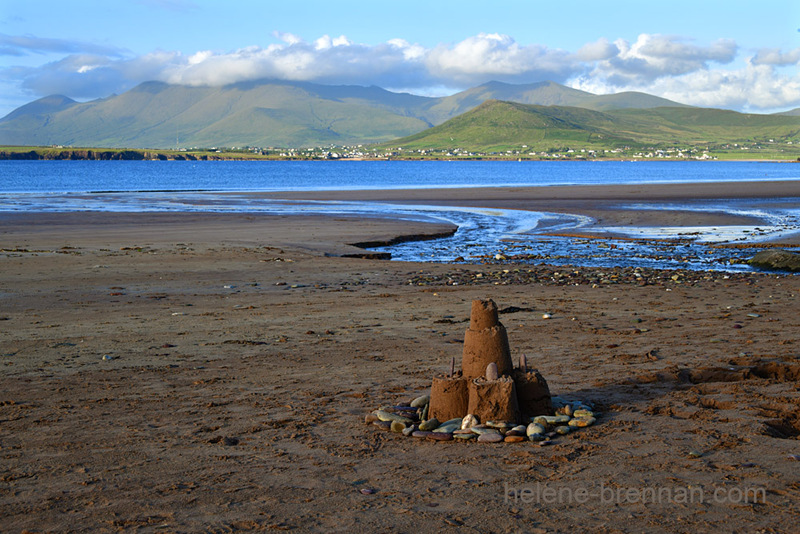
486, 421, 514, 430
373, 420, 391, 430
441, 417, 464, 427
364, 413, 379, 425
410, 395, 430, 408
504, 435, 525, 443
528, 433, 547, 442
390, 421, 406, 433
402, 425, 417, 437
485, 362, 499, 381
461, 414, 480, 429
374, 410, 412, 425
527, 423, 546, 436
573, 409, 595, 418
418, 418, 440, 431
453, 429, 475, 435
454, 432, 478, 440
469, 425, 498, 435
568, 417, 596, 428
477, 432, 504, 443
538, 440, 553, 447
433, 423, 460, 434
102, 354, 113, 361
555, 425, 571, 435
427, 432, 453, 441
412, 430, 433, 439
532, 416, 549, 426
511, 425, 527, 434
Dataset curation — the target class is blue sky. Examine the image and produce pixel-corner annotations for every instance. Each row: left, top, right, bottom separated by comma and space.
1, 0, 799, 117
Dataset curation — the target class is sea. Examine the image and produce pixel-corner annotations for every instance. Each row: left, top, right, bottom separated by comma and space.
1, 159, 799, 272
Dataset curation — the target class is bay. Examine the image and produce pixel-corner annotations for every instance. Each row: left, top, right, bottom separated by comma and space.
1, 159, 799, 194
1, 160, 799, 272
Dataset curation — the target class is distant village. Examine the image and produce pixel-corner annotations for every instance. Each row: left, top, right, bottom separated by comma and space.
238, 140, 795, 161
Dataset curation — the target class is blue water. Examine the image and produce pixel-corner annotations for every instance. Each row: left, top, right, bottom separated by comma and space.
1, 159, 798, 193
1, 160, 799, 272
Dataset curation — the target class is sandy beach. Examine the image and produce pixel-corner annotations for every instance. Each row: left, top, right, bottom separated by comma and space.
2, 182, 800, 532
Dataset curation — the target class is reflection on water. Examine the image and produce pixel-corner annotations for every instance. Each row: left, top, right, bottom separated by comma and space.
1, 191, 798, 273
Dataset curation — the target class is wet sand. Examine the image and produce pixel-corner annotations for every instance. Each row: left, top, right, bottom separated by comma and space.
1, 182, 800, 532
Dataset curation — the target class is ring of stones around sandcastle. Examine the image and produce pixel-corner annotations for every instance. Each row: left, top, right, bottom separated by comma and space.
367, 298, 598, 444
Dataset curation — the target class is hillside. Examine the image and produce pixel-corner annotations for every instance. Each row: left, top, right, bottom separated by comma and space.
382, 100, 800, 155
0, 79, 690, 149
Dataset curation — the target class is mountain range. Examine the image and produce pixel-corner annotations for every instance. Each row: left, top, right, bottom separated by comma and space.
1, 79, 798, 150
1, 79, 701, 149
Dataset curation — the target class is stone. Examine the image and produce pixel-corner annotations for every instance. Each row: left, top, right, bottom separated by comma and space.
365, 413, 379, 425
511, 425, 527, 434
433, 423, 460, 434
418, 418, 440, 431
568, 417, 596, 428
461, 414, 480, 429
477, 432, 503, 443
749, 249, 800, 272
468, 425, 497, 435
390, 421, 406, 433
528, 433, 547, 442
454, 432, 478, 440
485, 362, 499, 381
374, 410, 413, 425
555, 425, 571, 435
441, 417, 464, 426
410, 395, 430, 408
486, 421, 514, 429
527, 423, 546, 436
402, 424, 417, 437
427, 432, 453, 441
412, 430, 433, 439
504, 435, 525, 443
573, 409, 594, 419
373, 420, 391, 430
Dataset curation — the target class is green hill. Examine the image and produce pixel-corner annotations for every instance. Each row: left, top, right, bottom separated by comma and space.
382, 100, 800, 154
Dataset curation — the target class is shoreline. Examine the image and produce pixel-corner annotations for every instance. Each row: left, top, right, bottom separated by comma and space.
3, 180, 800, 248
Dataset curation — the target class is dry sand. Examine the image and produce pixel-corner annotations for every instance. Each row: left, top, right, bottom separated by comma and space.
2, 182, 800, 533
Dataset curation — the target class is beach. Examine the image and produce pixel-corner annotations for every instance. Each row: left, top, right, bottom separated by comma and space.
2, 181, 800, 532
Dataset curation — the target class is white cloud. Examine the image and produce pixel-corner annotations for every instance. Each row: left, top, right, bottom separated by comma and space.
425, 33, 577, 84
1, 32, 799, 113
752, 47, 800, 66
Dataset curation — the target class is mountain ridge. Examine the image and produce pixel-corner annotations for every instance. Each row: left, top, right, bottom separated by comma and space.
0, 79, 694, 148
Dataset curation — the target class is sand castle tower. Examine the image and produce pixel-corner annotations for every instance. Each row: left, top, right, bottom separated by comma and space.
428, 299, 552, 424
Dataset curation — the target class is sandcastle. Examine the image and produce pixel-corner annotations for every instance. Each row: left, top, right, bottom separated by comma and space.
428, 298, 553, 424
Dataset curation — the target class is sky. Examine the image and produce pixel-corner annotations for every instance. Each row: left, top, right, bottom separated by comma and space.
1, 0, 799, 118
